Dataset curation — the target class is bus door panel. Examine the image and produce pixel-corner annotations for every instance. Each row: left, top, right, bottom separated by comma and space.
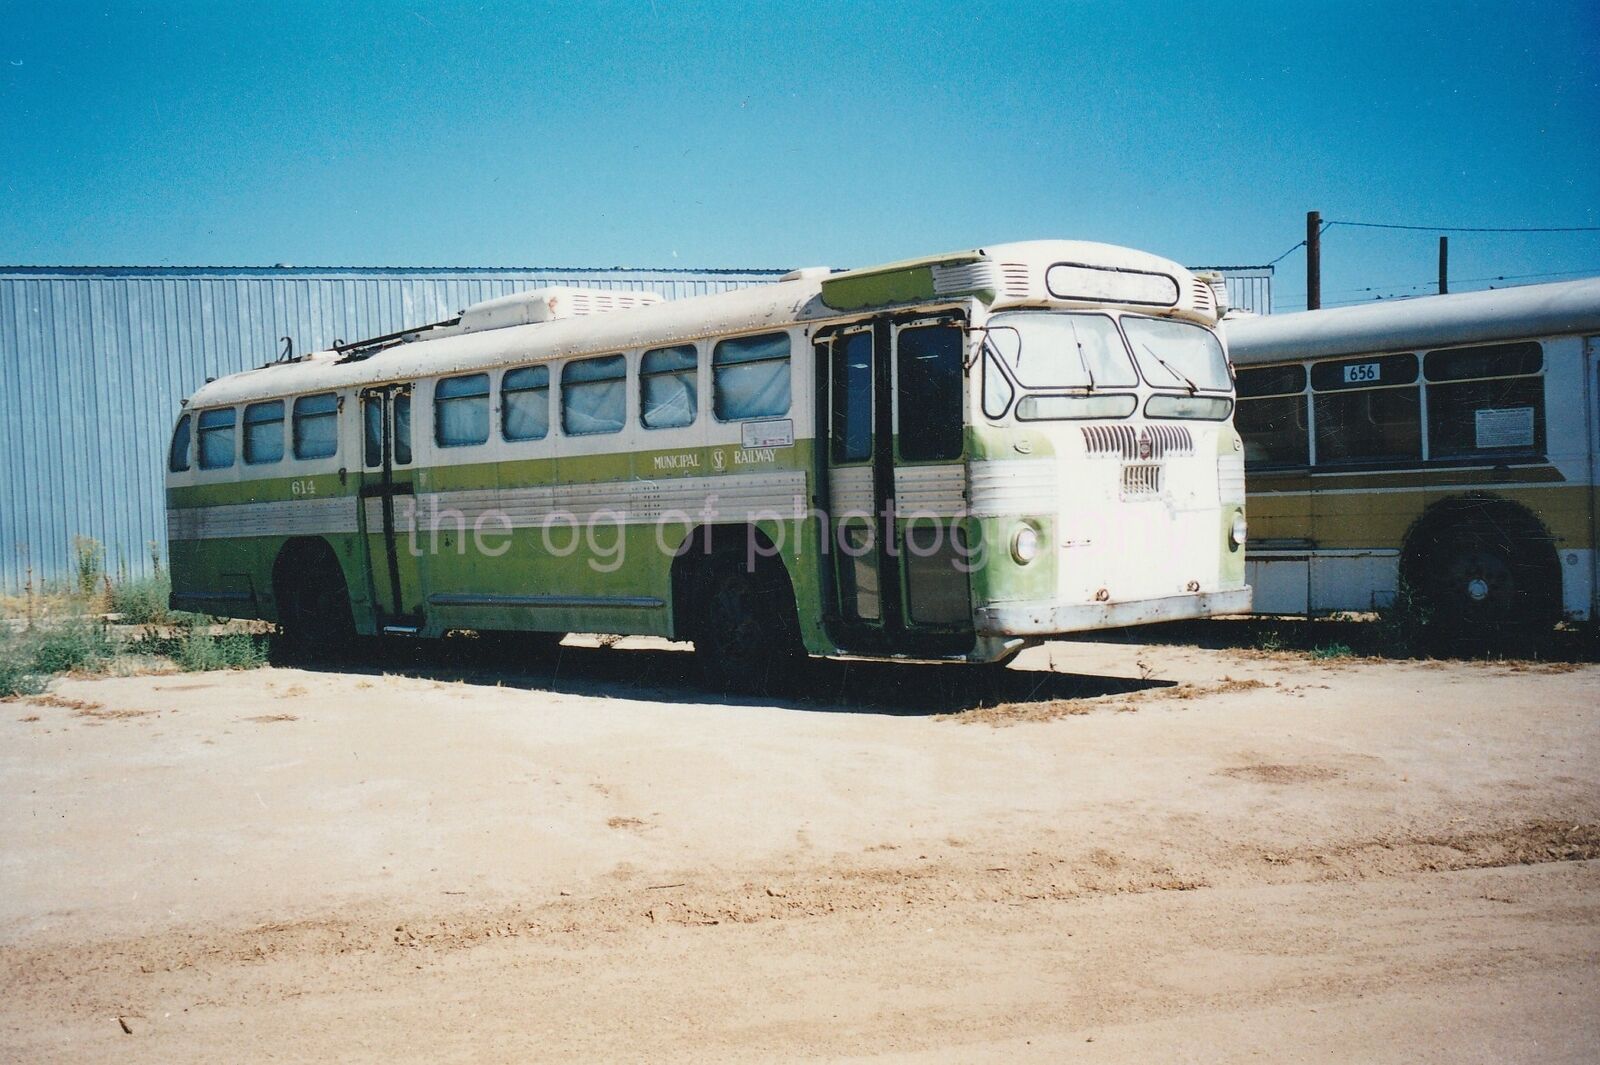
359, 384, 426, 632
889, 317, 973, 634
819, 315, 973, 654
822, 326, 886, 630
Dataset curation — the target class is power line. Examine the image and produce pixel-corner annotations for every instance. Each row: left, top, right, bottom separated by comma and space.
1265, 220, 1339, 266
1266, 240, 1304, 267
1277, 267, 1600, 310
1263, 217, 1598, 270
1326, 219, 1600, 234
1319, 266, 1600, 299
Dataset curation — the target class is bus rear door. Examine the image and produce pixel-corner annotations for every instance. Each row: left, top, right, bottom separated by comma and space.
359, 384, 426, 633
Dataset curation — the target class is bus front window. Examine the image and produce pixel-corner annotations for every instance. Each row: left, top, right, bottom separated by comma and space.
1122, 316, 1232, 392
987, 312, 1138, 391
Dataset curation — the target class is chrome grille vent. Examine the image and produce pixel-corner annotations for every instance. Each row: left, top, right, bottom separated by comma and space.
1147, 424, 1194, 456
1081, 424, 1194, 460
1121, 464, 1162, 497
1081, 424, 1138, 458
931, 260, 1000, 297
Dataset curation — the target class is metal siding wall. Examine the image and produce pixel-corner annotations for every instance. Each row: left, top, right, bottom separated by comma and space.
0, 269, 776, 590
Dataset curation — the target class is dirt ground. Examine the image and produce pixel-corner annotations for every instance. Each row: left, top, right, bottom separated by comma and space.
2, 630, 1597, 1063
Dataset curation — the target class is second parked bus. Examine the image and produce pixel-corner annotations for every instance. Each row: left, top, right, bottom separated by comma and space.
1226, 278, 1600, 636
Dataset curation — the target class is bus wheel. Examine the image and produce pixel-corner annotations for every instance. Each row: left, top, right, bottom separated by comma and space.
1420, 525, 1556, 643
274, 543, 356, 661
693, 559, 804, 695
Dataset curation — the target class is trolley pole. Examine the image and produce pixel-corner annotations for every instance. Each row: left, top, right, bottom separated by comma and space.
1306, 211, 1322, 310
1438, 236, 1449, 294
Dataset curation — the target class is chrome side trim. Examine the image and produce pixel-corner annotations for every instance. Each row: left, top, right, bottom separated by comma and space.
168, 496, 359, 541
427, 592, 665, 610
967, 458, 1059, 517
893, 463, 965, 515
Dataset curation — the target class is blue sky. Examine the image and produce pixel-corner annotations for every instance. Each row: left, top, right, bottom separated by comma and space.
3, 0, 1597, 309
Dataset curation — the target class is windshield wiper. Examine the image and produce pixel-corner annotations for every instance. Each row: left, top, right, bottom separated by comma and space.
1066, 321, 1097, 391
1140, 342, 1198, 394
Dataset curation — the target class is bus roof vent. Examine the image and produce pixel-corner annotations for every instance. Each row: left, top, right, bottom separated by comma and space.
458, 286, 665, 334
1192, 272, 1229, 316
999, 262, 1033, 299
779, 266, 830, 281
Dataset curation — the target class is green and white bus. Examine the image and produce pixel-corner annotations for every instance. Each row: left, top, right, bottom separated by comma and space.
166, 240, 1250, 687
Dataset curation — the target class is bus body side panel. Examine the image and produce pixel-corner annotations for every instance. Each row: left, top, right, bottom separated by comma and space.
167, 469, 368, 625
1238, 326, 1600, 622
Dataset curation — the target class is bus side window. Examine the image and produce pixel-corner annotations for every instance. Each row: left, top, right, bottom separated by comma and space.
562, 355, 627, 436
1235, 365, 1308, 468
293, 393, 339, 460
713, 332, 790, 420
1309, 354, 1420, 466
1313, 389, 1421, 465
896, 324, 963, 462
1424, 342, 1544, 459
197, 408, 237, 470
168, 414, 192, 472
435, 373, 491, 447
640, 345, 698, 429
243, 400, 285, 465
503, 365, 550, 441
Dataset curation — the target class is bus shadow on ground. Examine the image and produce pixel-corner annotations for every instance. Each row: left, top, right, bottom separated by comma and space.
1079, 616, 1600, 663
285, 637, 1174, 717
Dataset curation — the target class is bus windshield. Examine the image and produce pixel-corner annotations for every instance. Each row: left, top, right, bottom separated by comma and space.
1122, 316, 1231, 392
987, 312, 1139, 390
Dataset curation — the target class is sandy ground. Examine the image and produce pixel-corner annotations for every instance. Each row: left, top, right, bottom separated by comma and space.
1, 634, 1597, 1063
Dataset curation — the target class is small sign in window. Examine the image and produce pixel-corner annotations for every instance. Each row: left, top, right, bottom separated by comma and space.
1474, 407, 1535, 449
742, 418, 794, 449
1343, 362, 1382, 385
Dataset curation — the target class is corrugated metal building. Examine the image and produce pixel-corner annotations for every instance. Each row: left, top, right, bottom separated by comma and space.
0, 262, 1271, 591
0, 266, 783, 591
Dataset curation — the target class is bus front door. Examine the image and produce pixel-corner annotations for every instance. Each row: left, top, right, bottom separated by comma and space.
817, 316, 973, 656
359, 384, 425, 633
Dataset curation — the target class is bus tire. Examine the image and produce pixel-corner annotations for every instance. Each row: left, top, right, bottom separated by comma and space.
1408, 508, 1560, 645
692, 555, 805, 695
273, 539, 356, 661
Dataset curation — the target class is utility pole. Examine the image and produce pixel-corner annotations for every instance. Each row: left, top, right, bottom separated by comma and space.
1306, 211, 1322, 310
1438, 236, 1449, 294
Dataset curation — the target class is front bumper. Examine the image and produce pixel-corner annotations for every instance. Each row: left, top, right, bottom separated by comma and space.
975, 586, 1253, 637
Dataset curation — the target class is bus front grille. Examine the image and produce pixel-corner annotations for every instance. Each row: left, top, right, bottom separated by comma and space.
1120, 463, 1163, 498
1082, 424, 1194, 460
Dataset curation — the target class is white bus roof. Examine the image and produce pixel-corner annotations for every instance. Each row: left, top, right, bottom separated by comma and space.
1224, 277, 1600, 366
184, 239, 1211, 410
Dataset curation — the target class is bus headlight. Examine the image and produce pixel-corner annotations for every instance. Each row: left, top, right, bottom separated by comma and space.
1230, 512, 1248, 549
1011, 525, 1040, 564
